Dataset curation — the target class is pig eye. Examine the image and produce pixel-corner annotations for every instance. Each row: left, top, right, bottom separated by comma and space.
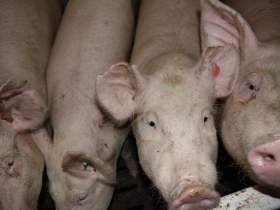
202, 110, 212, 125
72, 193, 89, 205
6, 160, 17, 175
144, 111, 158, 130
203, 117, 208, 123
149, 121, 156, 127
8, 161, 14, 167
248, 83, 256, 91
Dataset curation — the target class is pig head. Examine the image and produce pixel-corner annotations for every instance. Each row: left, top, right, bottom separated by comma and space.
0, 80, 45, 210
34, 119, 128, 210
202, 0, 280, 189
96, 40, 239, 209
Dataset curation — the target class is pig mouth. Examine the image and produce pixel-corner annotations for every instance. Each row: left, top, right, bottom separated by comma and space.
169, 185, 220, 210
170, 179, 213, 201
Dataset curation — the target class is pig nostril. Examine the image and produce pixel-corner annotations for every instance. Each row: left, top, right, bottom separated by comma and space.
263, 154, 274, 161
248, 141, 280, 187
169, 186, 220, 210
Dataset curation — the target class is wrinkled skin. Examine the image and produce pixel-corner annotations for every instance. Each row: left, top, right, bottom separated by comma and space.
96, 0, 241, 209
206, 0, 280, 189
0, 1, 61, 209
33, 1, 135, 209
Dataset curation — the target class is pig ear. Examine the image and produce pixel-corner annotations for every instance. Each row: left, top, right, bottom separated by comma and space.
96, 62, 145, 123
62, 152, 116, 185
198, 44, 240, 98
200, 0, 260, 59
0, 80, 47, 131
32, 124, 53, 160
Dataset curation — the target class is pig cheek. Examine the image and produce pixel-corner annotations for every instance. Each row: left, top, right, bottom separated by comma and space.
224, 72, 262, 151
21, 154, 43, 199
0, 155, 23, 179
0, 158, 37, 208
132, 114, 157, 148
17, 136, 44, 190
132, 120, 160, 177
203, 119, 218, 162
222, 83, 261, 165
204, 134, 218, 163
221, 98, 247, 161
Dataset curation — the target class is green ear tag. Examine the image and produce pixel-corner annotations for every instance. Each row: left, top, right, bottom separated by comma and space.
82, 161, 89, 166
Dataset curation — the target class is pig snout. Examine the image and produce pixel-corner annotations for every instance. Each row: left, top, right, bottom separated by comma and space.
169, 185, 220, 210
248, 139, 280, 187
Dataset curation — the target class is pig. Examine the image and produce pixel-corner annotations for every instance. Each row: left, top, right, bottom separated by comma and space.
96, 0, 241, 209
32, 0, 136, 209
0, 0, 61, 209
205, 0, 280, 189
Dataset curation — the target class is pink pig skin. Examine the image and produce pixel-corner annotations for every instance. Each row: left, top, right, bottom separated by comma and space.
33, 1, 136, 209
96, 0, 241, 209
206, 0, 280, 190
0, 0, 61, 209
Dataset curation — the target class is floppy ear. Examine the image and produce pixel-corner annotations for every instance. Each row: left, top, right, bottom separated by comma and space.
200, 0, 260, 60
32, 124, 53, 161
0, 80, 47, 131
96, 62, 145, 123
197, 44, 240, 98
62, 152, 116, 185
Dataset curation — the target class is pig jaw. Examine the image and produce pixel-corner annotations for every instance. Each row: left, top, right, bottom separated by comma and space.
132, 73, 219, 209
50, 179, 114, 210
221, 61, 280, 189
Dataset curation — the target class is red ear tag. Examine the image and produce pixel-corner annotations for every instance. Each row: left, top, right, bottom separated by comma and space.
213, 63, 220, 77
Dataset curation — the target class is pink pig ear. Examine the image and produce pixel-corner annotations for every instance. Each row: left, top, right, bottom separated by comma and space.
62, 152, 116, 185
200, 0, 260, 60
96, 62, 145, 124
199, 44, 240, 98
0, 79, 46, 131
